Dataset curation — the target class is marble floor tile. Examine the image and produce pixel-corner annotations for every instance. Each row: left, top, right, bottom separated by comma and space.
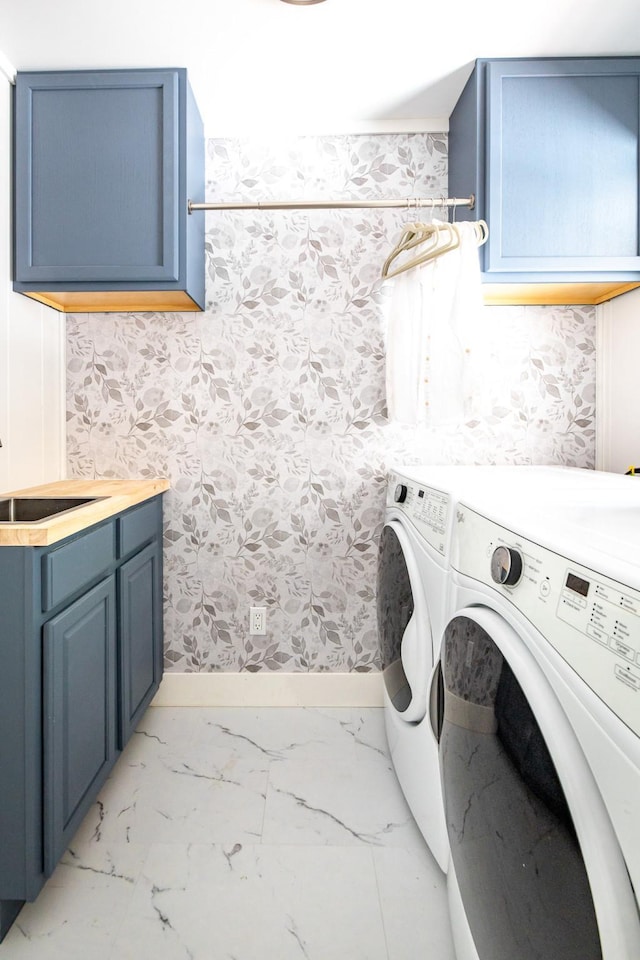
125, 705, 385, 769
111, 842, 388, 960
72, 728, 269, 847
0, 706, 455, 960
0, 844, 150, 959
48, 841, 149, 890
373, 846, 455, 960
262, 751, 424, 848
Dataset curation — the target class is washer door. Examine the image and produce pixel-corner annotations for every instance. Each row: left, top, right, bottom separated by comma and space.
438, 607, 640, 960
377, 520, 432, 723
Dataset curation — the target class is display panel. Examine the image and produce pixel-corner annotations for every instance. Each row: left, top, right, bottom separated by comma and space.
566, 572, 590, 598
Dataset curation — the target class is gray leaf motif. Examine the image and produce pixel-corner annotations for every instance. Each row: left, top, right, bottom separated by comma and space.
237, 401, 290, 432
66, 133, 596, 673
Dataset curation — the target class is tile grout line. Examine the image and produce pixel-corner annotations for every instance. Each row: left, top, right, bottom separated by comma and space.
370, 845, 393, 960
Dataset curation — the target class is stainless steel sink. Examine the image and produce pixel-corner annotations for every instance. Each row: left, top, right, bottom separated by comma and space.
0, 497, 106, 523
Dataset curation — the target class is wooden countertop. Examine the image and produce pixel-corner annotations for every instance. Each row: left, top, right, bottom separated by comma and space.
0, 478, 170, 546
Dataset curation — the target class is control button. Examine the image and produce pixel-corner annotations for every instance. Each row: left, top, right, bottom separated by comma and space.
490, 546, 523, 587
540, 580, 551, 598
615, 664, 640, 692
394, 483, 408, 504
611, 638, 635, 663
587, 623, 608, 646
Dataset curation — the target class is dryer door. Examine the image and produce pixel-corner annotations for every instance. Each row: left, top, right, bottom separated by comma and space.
377, 520, 432, 723
438, 607, 640, 960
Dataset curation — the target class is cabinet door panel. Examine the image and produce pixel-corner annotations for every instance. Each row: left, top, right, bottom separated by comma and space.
486, 59, 640, 274
15, 70, 179, 284
118, 542, 162, 746
43, 577, 117, 875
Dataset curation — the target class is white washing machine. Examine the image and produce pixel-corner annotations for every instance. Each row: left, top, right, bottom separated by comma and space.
435, 469, 640, 960
377, 463, 592, 871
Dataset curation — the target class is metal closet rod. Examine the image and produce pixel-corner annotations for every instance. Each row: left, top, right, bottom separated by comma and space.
188, 195, 475, 212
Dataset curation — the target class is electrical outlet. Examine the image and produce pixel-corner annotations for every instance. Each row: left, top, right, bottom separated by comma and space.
249, 606, 266, 635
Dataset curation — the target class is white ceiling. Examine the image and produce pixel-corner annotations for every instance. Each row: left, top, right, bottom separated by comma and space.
1, 0, 640, 135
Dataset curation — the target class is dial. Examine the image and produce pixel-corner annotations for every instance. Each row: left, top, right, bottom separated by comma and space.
490, 545, 523, 586
394, 483, 408, 504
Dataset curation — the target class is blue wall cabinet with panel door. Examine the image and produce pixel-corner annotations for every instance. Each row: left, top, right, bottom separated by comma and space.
13, 69, 204, 313
0, 495, 164, 942
448, 57, 640, 305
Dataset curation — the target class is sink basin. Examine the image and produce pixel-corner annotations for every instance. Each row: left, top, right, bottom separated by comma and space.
0, 497, 106, 523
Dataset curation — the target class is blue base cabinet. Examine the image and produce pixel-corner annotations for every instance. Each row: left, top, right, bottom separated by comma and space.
118, 541, 163, 746
13, 69, 204, 313
448, 57, 640, 304
0, 495, 164, 940
43, 577, 118, 875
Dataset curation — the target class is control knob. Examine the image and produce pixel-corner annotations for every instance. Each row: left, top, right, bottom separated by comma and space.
394, 483, 408, 503
490, 545, 523, 586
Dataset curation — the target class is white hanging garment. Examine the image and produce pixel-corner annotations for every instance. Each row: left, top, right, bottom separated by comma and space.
383, 268, 426, 424
384, 221, 484, 426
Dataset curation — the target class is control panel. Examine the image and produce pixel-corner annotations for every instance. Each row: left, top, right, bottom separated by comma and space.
387, 473, 450, 556
453, 505, 640, 739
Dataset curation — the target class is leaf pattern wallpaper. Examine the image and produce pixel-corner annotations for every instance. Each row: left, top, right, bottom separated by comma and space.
66, 133, 596, 673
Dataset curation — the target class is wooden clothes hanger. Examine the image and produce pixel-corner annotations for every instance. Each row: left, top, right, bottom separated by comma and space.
381, 219, 488, 280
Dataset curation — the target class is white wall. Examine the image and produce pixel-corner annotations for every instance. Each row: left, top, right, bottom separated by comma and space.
596, 288, 640, 474
0, 60, 66, 491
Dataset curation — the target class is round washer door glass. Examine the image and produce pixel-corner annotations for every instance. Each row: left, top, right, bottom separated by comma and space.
440, 611, 610, 960
377, 521, 431, 722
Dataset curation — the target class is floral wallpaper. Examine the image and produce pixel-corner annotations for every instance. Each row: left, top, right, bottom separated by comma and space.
66, 133, 596, 674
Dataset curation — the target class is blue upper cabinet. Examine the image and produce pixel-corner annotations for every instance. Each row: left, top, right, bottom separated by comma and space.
448, 58, 640, 304
13, 69, 204, 313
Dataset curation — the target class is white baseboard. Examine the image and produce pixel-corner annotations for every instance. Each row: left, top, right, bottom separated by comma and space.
151, 672, 384, 708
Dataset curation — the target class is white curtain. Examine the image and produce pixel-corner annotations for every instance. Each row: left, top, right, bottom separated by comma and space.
384, 221, 484, 426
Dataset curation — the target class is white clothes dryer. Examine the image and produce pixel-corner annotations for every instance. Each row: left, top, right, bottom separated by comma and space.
377, 466, 454, 869
377, 463, 589, 871
434, 469, 640, 960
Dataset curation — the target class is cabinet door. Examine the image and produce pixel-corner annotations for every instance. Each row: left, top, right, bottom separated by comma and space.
485, 59, 640, 274
14, 70, 180, 284
118, 541, 162, 747
43, 577, 117, 875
